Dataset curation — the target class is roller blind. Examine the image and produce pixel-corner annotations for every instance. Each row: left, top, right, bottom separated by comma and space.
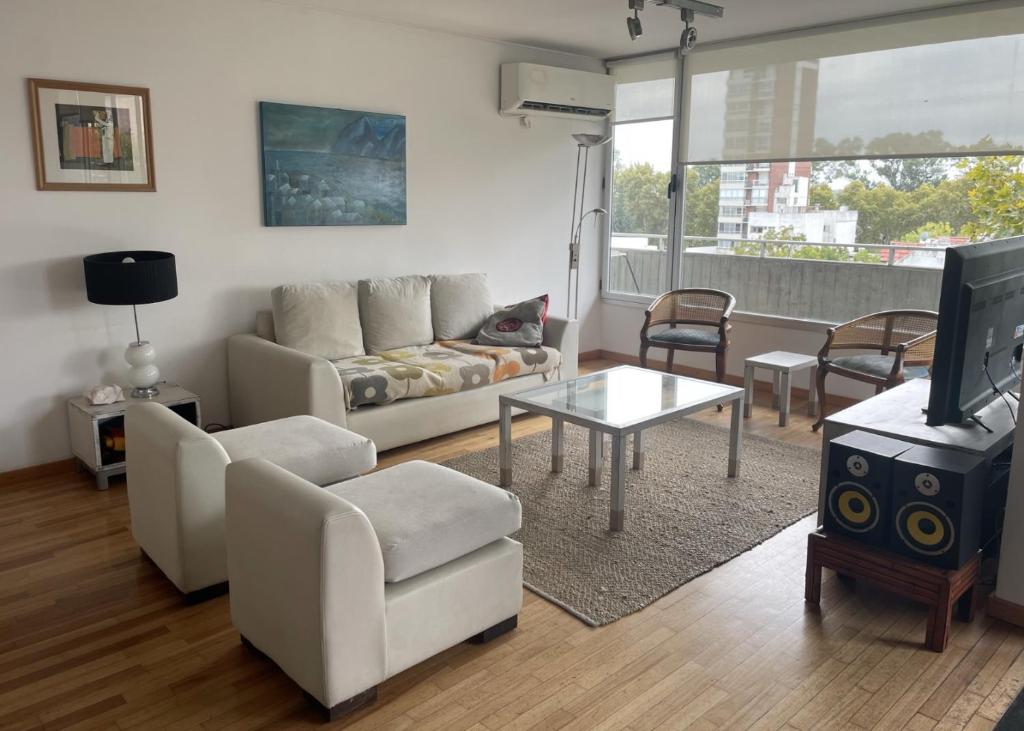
682, 3, 1024, 164
608, 54, 677, 123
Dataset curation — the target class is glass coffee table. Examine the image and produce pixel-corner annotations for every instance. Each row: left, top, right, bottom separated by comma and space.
498, 365, 744, 531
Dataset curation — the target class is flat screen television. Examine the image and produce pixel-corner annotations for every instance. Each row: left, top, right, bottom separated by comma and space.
927, 236, 1024, 426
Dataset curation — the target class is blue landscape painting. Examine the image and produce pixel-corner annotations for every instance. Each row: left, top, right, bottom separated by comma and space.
259, 101, 406, 226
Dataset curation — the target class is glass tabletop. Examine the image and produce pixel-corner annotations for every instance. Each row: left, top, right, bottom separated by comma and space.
504, 366, 742, 428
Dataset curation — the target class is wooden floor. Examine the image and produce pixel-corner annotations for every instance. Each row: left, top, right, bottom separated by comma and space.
1, 359, 1021, 730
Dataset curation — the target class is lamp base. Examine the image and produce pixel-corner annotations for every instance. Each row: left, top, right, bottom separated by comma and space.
130, 385, 161, 399
125, 341, 161, 399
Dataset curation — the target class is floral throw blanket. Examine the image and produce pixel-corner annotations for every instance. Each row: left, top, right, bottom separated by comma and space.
332, 341, 561, 409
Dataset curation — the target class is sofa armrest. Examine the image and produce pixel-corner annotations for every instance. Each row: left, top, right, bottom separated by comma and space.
544, 316, 579, 381
228, 334, 347, 428
126, 402, 231, 593
226, 458, 386, 708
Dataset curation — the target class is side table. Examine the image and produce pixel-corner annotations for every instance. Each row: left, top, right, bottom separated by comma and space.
743, 351, 817, 426
805, 530, 980, 652
68, 384, 201, 489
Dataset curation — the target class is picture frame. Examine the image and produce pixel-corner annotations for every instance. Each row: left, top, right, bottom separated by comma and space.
28, 78, 156, 191
259, 101, 406, 226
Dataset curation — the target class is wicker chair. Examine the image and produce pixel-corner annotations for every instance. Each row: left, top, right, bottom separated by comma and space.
812, 309, 938, 431
639, 288, 736, 383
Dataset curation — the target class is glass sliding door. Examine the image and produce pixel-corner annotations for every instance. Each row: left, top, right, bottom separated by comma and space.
605, 57, 678, 299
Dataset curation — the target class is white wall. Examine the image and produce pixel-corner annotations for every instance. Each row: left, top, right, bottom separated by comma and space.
0, 0, 606, 471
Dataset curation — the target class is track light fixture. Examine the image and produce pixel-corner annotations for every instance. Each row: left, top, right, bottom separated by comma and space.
626, 0, 643, 41
626, 0, 724, 52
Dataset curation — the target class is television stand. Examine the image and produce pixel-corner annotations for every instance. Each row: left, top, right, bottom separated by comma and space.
817, 379, 1015, 524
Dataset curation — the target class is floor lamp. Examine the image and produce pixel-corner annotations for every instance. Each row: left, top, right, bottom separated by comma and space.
567, 133, 611, 320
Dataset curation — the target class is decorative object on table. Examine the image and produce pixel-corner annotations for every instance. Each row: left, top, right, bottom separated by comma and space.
444, 415, 817, 626
811, 309, 937, 431
476, 294, 549, 347
259, 101, 406, 226
743, 350, 818, 426
83, 251, 178, 398
27, 78, 155, 191
83, 384, 125, 406
566, 133, 610, 319
806, 530, 980, 652
67, 384, 199, 490
639, 288, 736, 389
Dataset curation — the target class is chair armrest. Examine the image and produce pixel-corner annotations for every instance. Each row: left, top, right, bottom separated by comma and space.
226, 458, 386, 708
817, 326, 838, 364
126, 402, 231, 593
898, 331, 938, 368
543, 316, 579, 381
228, 334, 347, 428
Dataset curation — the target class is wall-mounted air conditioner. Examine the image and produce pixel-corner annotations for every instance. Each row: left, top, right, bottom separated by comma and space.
500, 63, 614, 120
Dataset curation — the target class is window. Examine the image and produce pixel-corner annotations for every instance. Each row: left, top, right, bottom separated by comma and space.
606, 57, 676, 298
603, 3, 1024, 324
680, 155, 1024, 323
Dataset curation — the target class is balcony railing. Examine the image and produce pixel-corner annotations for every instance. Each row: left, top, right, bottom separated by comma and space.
607, 234, 946, 323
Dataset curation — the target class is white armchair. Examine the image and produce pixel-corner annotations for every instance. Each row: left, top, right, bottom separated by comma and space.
125, 402, 376, 599
225, 457, 523, 720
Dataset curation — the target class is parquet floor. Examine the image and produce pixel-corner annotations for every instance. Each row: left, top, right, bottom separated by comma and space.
1, 360, 1022, 730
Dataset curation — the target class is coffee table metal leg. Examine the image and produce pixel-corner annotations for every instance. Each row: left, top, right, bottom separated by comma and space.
779, 370, 792, 427
772, 371, 781, 409
728, 397, 743, 478
610, 435, 626, 531
499, 401, 513, 487
743, 364, 754, 418
551, 417, 564, 473
588, 429, 603, 486
632, 430, 644, 470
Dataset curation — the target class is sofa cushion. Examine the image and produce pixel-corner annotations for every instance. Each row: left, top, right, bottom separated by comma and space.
359, 275, 433, 354
213, 415, 376, 486
429, 273, 494, 341
328, 460, 521, 582
476, 295, 548, 347
271, 281, 364, 360
332, 342, 562, 409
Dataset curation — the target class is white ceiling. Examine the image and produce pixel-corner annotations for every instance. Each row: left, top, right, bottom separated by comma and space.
288, 0, 986, 59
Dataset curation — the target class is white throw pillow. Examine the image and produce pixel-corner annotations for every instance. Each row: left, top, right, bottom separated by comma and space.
271, 281, 364, 360
358, 275, 433, 354
430, 273, 494, 341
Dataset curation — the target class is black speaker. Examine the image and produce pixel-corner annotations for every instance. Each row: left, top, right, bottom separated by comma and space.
888, 445, 987, 569
823, 430, 911, 545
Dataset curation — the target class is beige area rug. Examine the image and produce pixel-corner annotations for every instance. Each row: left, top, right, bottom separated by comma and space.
442, 419, 819, 626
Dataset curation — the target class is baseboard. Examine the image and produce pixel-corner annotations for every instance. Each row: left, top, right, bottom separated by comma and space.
597, 350, 859, 409
0, 458, 77, 488
578, 349, 603, 362
987, 593, 1024, 628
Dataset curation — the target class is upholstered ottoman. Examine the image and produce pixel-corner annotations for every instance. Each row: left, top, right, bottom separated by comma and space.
126, 402, 376, 600
225, 458, 523, 721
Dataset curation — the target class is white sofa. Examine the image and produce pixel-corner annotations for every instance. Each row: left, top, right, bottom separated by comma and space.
226, 457, 523, 721
227, 274, 579, 451
126, 402, 376, 599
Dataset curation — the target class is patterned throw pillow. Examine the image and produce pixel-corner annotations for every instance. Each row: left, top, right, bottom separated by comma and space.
475, 295, 548, 347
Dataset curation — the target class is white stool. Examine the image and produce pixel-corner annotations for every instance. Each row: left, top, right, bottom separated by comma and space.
743, 351, 818, 426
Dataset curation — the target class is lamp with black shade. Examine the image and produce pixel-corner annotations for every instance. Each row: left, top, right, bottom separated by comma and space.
83, 251, 178, 399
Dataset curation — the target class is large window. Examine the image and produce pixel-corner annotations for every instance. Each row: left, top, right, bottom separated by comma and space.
604, 4, 1024, 323
606, 57, 675, 298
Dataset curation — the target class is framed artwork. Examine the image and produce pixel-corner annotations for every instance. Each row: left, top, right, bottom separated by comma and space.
28, 78, 155, 191
259, 101, 406, 226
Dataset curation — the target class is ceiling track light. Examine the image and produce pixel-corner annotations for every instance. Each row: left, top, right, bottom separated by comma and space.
626, 0, 724, 52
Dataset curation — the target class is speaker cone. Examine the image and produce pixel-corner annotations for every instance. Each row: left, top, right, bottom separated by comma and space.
895, 502, 956, 556
827, 482, 879, 533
